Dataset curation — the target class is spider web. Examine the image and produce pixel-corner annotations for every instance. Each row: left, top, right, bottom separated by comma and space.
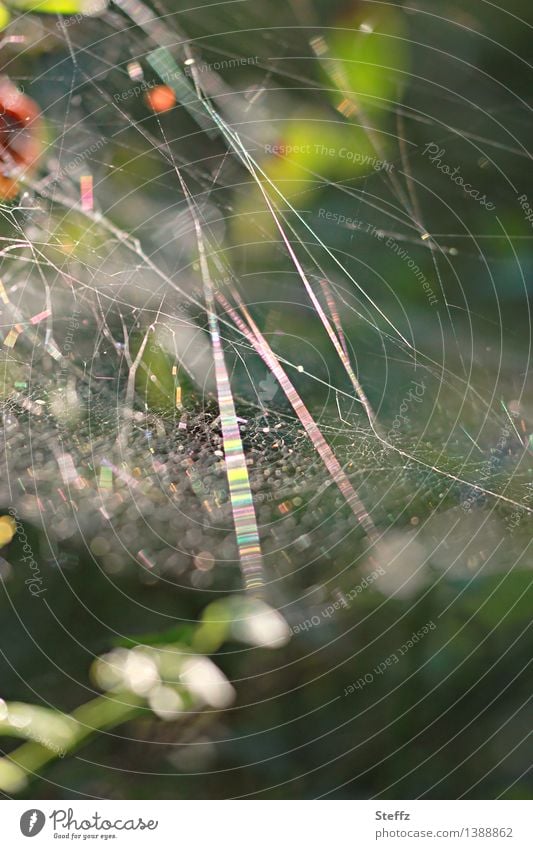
0, 0, 531, 609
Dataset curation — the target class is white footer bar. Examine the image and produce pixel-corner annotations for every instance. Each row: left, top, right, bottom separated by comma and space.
3, 800, 530, 848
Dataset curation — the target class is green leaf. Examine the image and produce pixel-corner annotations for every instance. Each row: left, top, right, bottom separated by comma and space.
0, 3, 10, 30
324, 7, 410, 115
7, 0, 90, 15
113, 623, 195, 649
136, 339, 176, 413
